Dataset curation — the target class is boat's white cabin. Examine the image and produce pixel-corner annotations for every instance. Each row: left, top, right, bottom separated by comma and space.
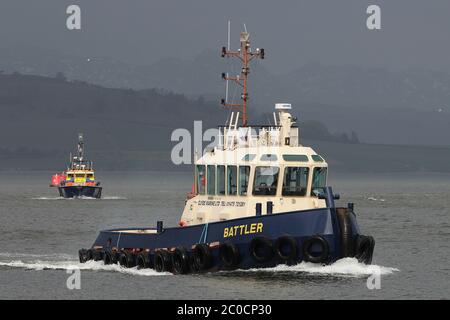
181, 104, 328, 226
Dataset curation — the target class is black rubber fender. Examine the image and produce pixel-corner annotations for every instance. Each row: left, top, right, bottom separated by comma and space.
219, 241, 240, 269
85, 249, 93, 261
192, 243, 213, 271
275, 235, 298, 261
355, 235, 375, 264
336, 208, 354, 257
136, 253, 149, 269
302, 236, 330, 264
118, 252, 128, 267
118, 252, 136, 268
172, 247, 190, 274
92, 250, 103, 261
103, 251, 112, 265
190, 255, 201, 273
154, 250, 172, 272
250, 237, 274, 263
78, 249, 88, 263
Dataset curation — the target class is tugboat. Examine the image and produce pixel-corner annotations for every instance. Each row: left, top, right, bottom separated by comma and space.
79, 31, 374, 273
50, 133, 102, 199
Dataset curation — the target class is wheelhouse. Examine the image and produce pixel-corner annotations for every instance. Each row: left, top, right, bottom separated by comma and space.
194, 153, 328, 198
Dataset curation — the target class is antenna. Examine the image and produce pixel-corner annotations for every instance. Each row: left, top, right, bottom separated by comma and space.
220, 25, 265, 126
225, 20, 231, 103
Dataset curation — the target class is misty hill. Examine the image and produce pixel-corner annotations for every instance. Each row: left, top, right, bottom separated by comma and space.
0, 73, 358, 171
0, 73, 449, 173
1, 47, 450, 145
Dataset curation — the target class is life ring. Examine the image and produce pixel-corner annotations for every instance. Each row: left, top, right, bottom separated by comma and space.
355, 235, 375, 264
154, 250, 172, 272
250, 237, 274, 263
275, 235, 298, 261
219, 241, 240, 269
302, 236, 330, 264
172, 247, 190, 274
193, 243, 213, 271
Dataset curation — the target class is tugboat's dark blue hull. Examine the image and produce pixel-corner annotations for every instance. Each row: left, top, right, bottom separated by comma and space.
58, 186, 102, 199
80, 188, 375, 273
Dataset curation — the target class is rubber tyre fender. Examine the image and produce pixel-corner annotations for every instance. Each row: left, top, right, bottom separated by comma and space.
78, 249, 88, 263
190, 255, 201, 273
85, 249, 93, 261
172, 247, 190, 274
250, 237, 274, 263
275, 235, 298, 261
92, 250, 103, 261
355, 235, 375, 264
125, 252, 136, 268
302, 236, 330, 264
193, 243, 213, 271
103, 251, 112, 265
219, 241, 240, 269
118, 252, 128, 267
136, 253, 148, 270
154, 250, 172, 273
336, 208, 354, 258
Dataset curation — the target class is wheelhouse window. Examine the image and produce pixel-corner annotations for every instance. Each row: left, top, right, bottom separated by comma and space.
239, 166, 250, 196
242, 154, 256, 162
260, 154, 278, 161
196, 165, 206, 195
253, 166, 279, 196
217, 165, 226, 195
282, 154, 309, 162
227, 165, 237, 195
282, 167, 309, 196
311, 167, 327, 196
207, 165, 216, 195
312, 155, 324, 162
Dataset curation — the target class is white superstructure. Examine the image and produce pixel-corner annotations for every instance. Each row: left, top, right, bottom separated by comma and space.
180, 106, 328, 226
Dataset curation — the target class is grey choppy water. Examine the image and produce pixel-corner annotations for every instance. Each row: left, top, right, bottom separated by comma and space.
0, 171, 448, 299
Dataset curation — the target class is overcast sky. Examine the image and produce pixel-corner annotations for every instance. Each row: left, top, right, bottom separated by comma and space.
1, 0, 450, 74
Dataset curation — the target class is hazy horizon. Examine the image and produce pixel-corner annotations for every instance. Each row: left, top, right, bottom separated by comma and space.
2, 1, 450, 74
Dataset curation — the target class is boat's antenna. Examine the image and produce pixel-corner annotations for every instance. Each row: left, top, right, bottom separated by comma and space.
225, 20, 231, 104
221, 25, 265, 126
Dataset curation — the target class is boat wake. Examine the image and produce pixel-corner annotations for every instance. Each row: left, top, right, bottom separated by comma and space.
241, 258, 399, 277
0, 253, 398, 278
0, 253, 167, 276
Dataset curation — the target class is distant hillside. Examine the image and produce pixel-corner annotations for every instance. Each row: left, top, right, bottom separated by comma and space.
1, 47, 450, 145
0, 73, 357, 171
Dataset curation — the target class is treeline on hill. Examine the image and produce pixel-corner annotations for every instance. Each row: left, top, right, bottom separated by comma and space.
0, 72, 357, 158
1, 72, 450, 172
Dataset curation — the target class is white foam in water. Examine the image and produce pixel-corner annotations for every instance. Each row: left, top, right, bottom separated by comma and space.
367, 196, 386, 202
0, 253, 168, 276
0, 253, 398, 278
244, 257, 399, 277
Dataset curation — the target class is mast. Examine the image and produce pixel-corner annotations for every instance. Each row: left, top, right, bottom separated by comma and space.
77, 133, 84, 161
221, 29, 264, 127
